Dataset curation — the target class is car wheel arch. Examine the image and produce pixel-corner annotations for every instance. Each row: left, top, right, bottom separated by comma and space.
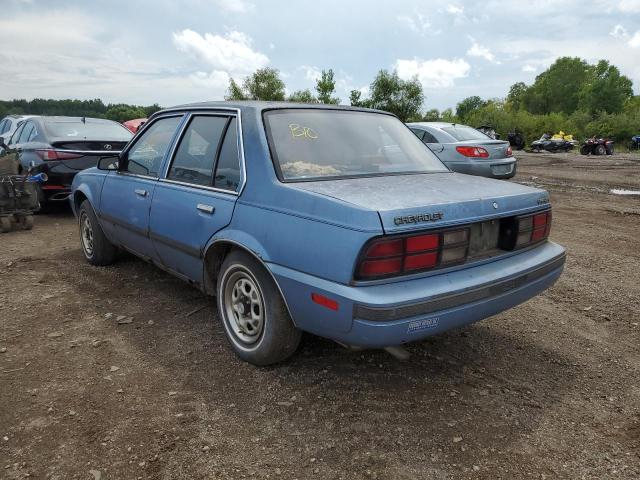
201, 239, 298, 328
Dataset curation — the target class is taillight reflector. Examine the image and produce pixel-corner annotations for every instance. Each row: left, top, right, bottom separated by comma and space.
456, 146, 489, 158
515, 210, 552, 248
311, 293, 339, 311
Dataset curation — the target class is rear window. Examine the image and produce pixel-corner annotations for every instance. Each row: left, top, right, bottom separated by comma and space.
264, 109, 447, 181
44, 119, 132, 141
440, 125, 490, 142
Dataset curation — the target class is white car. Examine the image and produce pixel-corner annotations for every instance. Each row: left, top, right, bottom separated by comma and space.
0, 115, 35, 146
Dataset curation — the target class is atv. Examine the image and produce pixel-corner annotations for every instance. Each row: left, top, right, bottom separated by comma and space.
629, 135, 640, 151
580, 136, 614, 156
507, 131, 526, 150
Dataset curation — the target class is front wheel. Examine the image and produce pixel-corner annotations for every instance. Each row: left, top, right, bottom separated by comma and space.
580, 146, 589, 155
594, 144, 606, 156
217, 250, 301, 366
78, 200, 117, 266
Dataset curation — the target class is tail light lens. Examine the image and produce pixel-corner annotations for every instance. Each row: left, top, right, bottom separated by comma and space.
36, 149, 83, 161
515, 210, 552, 248
506, 146, 513, 156
356, 229, 470, 280
456, 146, 489, 158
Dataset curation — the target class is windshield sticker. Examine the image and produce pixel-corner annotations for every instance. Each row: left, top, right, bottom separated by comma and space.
289, 124, 318, 140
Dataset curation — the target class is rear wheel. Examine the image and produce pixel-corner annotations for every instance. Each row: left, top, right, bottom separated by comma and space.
78, 200, 117, 266
217, 250, 301, 366
0, 216, 11, 233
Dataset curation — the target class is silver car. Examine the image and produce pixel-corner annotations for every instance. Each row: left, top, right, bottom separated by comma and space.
407, 122, 516, 179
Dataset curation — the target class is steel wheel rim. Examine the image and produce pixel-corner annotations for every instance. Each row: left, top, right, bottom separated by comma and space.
223, 269, 265, 345
80, 213, 94, 257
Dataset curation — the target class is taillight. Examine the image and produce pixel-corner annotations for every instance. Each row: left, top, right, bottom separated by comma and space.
515, 210, 552, 248
506, 146, 513, 156
36, 149, 83, 161
356, 229, 470, 280
456, 146, 489, 158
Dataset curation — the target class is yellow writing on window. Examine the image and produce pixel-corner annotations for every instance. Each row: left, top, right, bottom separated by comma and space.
289, 124, 318, 140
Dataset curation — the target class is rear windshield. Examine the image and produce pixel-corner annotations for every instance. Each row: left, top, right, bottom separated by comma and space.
440, 125, 490, 142
264, 109, 447, 181
44, 119, 132, 141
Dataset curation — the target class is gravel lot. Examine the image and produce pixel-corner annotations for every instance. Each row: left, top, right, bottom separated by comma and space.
1, 151, 639, 479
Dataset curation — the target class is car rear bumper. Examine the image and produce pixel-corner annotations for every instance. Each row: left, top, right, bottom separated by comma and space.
32, 159, 96, 202
268, 241, 565, 348
445, 157, 517, 179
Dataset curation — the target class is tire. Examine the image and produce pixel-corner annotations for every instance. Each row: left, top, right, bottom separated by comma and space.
0, 216, 10, 233
217, 249, 301, 366
78, 200, 117, 266
580, 146, 589, 155
607, 144, 614, 155
595, 144, 606, 156
20, 215, 34, 230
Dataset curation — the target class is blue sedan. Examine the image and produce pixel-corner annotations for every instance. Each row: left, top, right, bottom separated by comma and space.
71, 102, 565, 365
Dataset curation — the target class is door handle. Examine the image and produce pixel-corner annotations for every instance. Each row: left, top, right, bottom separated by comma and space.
134, 189, 148, 197
196, 204, 215, 214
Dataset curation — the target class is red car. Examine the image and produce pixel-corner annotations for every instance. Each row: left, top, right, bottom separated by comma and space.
123, 118, 147, 134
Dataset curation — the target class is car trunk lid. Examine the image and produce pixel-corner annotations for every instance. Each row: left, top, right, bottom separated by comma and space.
290, 172, 548, 234
49, 140, 127, 170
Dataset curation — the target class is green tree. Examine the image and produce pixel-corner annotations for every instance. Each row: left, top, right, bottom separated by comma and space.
367, 70, 424, 121
226, 68, 286, 101
349, 90, 368, 107
456, 96, 485, 121
288, 89, 317, 104
105, 104, 147, 123
523, 57, 591, 114
578, 60, 633, 114
440, 108, 456, 122
506, 82, 528, 111
315, 69, 340, 105
422, 108, 440, 121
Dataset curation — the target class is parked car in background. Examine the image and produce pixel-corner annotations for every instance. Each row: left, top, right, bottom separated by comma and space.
71, 102, 564, 366
123, 118, 147, 134
0, 115, 35, 153
0, 116, 132, 205
407, 122, 516, 179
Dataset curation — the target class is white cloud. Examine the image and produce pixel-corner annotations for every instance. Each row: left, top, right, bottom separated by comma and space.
397, 12, 435, 36
395, 58, 471, 88
188, 70, 230, 88
299, 65, 321, 82
618, 0, 640, 12
522, 64, 537, 72
446, 4, 464, 15
629, 31, 640, 48
610, 24, 628, 38
173, 29, 269, 75
466, 38, 499, 63
213, 0, 254, 13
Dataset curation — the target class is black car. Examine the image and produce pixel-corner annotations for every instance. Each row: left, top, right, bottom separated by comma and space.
0, 116, 132, 204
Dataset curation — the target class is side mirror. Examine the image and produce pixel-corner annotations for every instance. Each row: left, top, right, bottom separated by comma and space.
97, 155, 119, 170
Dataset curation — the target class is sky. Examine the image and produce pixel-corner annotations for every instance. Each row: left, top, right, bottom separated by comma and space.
1, 0, 639, 111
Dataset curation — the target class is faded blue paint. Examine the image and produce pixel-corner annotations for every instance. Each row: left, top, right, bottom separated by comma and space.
71, 101, 565, 349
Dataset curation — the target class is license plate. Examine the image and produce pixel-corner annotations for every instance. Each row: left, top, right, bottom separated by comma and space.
492, 164, 512, 175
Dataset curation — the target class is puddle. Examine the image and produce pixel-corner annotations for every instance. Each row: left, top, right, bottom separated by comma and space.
610, 189, 640, 196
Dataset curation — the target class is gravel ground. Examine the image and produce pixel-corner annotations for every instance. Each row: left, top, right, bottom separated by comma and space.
1, 151, 639, 479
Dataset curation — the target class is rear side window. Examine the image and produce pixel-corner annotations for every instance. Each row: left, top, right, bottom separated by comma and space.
410, 128, 424, 140
168, 116, 228, 187
214, 118, 240, 191
0, 120, 8, 134
18, 122, 35, 143
126, 116, 182, 177
10, 123, 25, 144
422, 131, 439, 143
440, 125, 490, 142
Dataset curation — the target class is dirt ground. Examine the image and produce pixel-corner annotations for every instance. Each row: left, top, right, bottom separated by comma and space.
1, 151, 639, 479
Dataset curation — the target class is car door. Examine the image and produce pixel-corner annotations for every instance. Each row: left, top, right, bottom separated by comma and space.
149, 112, 243, 283
99, 114, 184, 261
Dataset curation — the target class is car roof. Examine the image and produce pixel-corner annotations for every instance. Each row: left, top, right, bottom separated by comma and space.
152, 100, 392, 119
38, 116, 118, 123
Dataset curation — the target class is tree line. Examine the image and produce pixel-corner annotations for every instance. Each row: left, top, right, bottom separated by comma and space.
1, 56, 638, 144
0, 98, 162, 123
